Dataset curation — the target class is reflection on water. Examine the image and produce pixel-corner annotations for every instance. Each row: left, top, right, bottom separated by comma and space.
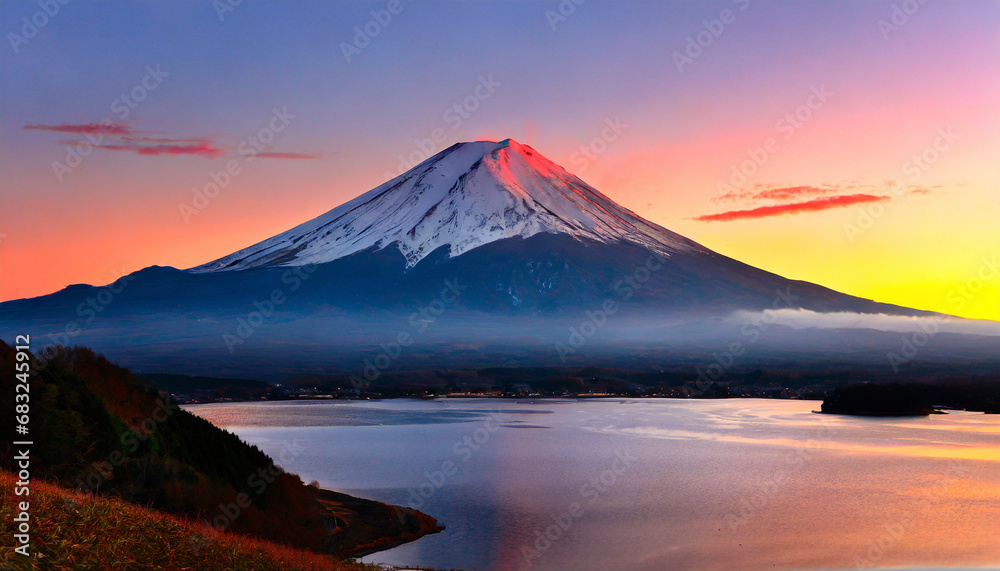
187, 398, 1000, 571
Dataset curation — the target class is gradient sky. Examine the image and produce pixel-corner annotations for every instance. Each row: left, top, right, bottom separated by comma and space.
1, 0, 997, 320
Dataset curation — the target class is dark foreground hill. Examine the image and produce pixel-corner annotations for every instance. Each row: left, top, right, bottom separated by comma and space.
0, 340, 440, 565
0, 470, 374, 570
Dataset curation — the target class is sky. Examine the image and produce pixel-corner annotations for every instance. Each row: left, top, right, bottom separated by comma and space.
1, 0, 997, 320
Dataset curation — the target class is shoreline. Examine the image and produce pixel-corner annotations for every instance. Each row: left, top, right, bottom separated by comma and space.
183, 393, 824, 405
182, 394, 996, 413
312, 487, 444, 560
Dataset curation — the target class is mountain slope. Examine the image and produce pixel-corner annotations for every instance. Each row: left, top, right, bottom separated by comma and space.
177, 138, 928, 316
192, 139, 706, 272
5, 138, 992, 379
3, 138, 929, 320
0, 233, 926, 320
0, 470, 362, 570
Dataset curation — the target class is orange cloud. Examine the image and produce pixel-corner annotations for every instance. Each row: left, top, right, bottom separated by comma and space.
717, 183, 861, 203
695, 194, 889, 222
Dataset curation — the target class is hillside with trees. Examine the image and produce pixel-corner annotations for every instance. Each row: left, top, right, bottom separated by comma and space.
0, 340, 440, 565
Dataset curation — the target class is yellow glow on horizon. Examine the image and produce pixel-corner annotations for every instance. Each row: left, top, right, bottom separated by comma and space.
673, 186, 1000, 322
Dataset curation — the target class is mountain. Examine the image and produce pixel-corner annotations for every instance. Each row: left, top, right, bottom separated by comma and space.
179, 138, 917, 314
2, 139, 997, 379
192, 139, 706, 272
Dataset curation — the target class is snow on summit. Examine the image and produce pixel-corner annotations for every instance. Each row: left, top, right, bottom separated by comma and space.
191, 139, 705, 272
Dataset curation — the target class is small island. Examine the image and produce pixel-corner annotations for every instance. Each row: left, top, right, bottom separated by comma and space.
819, 382, 940, 416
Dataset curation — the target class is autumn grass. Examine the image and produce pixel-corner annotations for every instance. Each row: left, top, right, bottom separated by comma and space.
0, 470, 380, 570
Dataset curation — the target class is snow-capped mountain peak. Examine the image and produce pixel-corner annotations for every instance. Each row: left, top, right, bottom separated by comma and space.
191, 139, 704, 272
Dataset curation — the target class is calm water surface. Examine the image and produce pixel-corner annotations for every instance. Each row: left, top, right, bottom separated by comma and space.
186, 398, 1000, 571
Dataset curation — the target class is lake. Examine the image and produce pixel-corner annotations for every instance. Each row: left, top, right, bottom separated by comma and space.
185, 398, 1000, 571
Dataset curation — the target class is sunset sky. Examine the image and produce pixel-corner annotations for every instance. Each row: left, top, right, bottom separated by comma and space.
1, 0, 997, 320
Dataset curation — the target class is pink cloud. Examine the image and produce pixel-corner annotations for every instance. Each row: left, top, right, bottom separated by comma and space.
254, 152, 317, 159
24, 122, 131, 135
98, 141, 226, 158
27, 120, 315, 160
121, 136, 208, 144
695, 194, 889, 222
